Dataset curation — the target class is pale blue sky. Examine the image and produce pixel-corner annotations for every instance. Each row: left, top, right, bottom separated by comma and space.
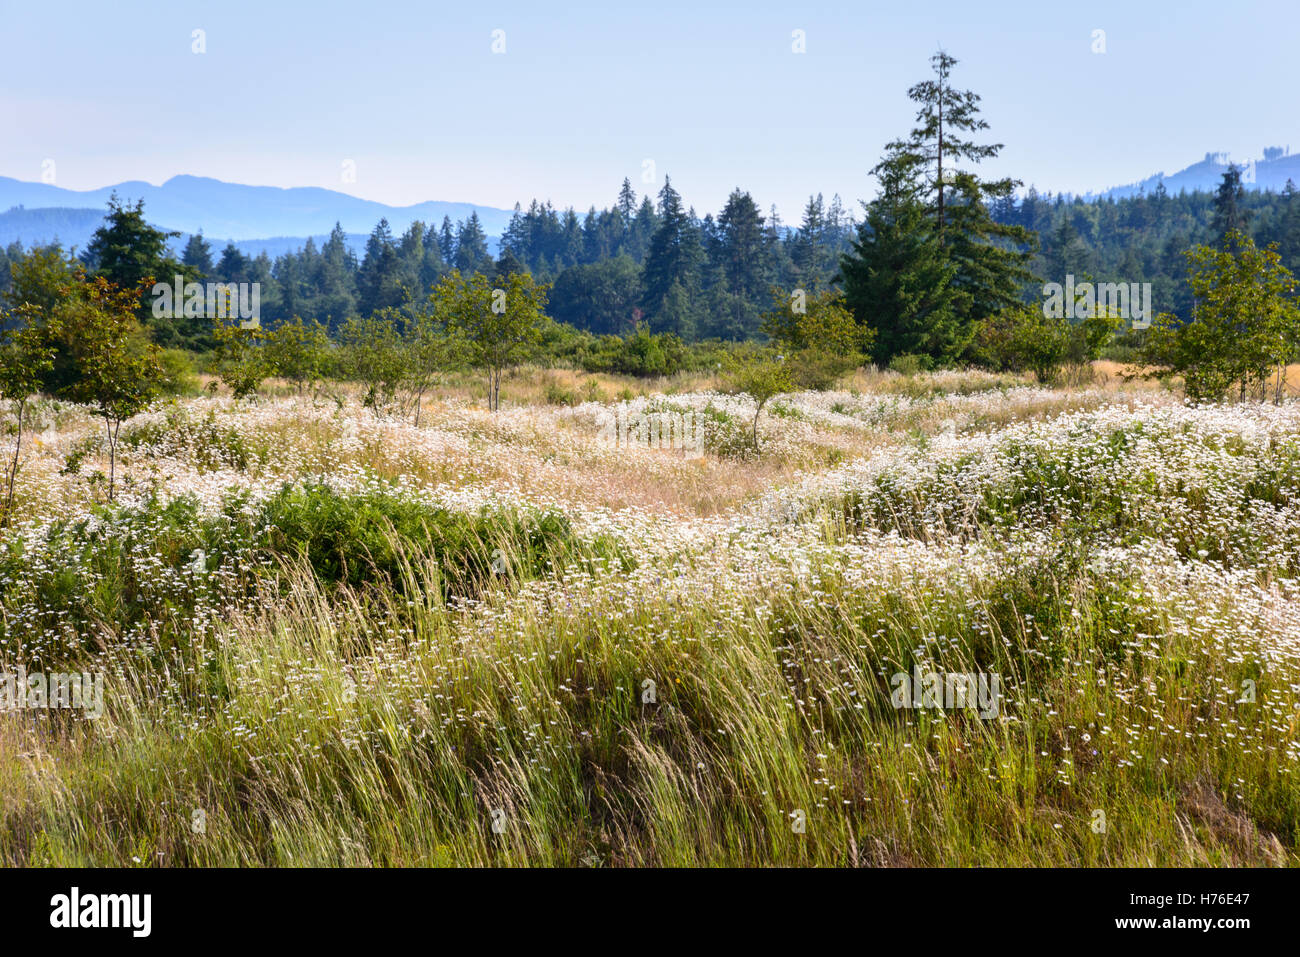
1, 0, 1294, 219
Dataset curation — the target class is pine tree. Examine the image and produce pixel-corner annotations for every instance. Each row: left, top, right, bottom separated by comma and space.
717, 191, 770, 299
317, 223, 358, 329
1212, 165, 1251, 246
839, 149, 959, 363
630, 196, 659, 263
1278, 180, 1300, 267
791, 194, 830, 289
438, 216, 457, 265
882, 50, 1035, 328
356, 218, 403, 316
216, 243, 250, 282
82, 195, 193, 344
454, 213, 492, 274
181, 233, 214, 276
641, 178, 703, 336
617, 179, 637, 240
420, 223, 446, 290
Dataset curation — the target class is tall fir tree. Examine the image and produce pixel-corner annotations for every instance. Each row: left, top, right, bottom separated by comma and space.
641, 178, 703, 337
1212, 165, 1251, 246
356, 218, 403, 316
437, 216, 457, 265
839, 149, 960, 363
181, 233, 214, 277
453, 213, 492, 274
82, 195, 197, 345
879, 50, 1035, 333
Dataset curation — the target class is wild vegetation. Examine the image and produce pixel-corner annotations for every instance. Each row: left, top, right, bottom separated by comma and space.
1, 50, 1298, 868
0, 359, 1298, 865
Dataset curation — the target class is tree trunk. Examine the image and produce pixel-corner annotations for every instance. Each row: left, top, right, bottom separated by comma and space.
107, 418, 121, 502
937, 94, 944, 244
2, 399, 24, 528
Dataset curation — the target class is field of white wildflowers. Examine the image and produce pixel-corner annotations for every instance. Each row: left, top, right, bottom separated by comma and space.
1, 368, 1297, 866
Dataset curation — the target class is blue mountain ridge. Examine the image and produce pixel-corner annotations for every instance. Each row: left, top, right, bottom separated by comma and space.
1085, 147, 1300, 199
5, 150, 1300, 257
0, 174, 513, 256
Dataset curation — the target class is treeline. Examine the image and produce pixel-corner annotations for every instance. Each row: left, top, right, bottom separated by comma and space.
0, 183, 863, 348
0, 182, 858, 347
995, 172, 1300, 319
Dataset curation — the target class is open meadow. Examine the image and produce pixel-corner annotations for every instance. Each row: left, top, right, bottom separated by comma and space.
2, 364, 1298, 866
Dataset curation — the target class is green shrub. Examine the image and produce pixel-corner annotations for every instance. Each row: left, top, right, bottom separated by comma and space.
888, 353, 931, 376
544, 381, 579, 406
157, 349, 202, 396
258, 484, 599, 595
0, 484, 628, 668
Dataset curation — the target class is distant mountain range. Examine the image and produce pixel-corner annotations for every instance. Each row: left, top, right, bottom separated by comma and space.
1086, 147, 1300, 199
0, 174, 514, 257
4, 150, 1300, 259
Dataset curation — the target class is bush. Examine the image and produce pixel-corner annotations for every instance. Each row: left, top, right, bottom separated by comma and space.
544, 381, 579, 406
0, 483, 628, 668
258, 484, 590, 595
888, 353, 931, 376
157, 348, 202, 395
578, 326, 688, 378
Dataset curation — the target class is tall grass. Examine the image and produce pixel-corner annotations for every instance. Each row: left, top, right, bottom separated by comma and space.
1, 373, 1297, 866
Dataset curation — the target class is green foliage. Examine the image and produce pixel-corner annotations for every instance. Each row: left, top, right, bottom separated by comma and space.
264, 316, 330, 394
840, 149, 961, 364
641, 179, 705, 339
432, 270, 549, 411
0, 299, 59, 525
258, 484, 587, 596
1007, 306, 1072, 383
339, 313, 406, 411
577, 324, 688, 377
402, 308, 463, 425
1137, 231, 1300, 401
969, 303, 1118, 383
887, 353, 932, 376
50, 272, 165, 500
547, 255, 640, 334
761, 287, 870, 389
156, 348, 202, 396
726, 351, 795, 449
82, 195, 201, 347
0, 483, 621, 669
543, 381, 579, 406
212, 315, 268, 400
843, 52, 1035, 365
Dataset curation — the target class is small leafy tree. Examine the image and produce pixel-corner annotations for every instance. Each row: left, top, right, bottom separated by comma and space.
1138, 231, 1300, 402
973, 302, 1118, 383
762, 287, 872, 389
432, 270, 549, 411
58, 274, 164, 501
727, 351, 795, 449
1070, 309, 1120, 365
212, 313, 268, 399
0, 306, 58, 526
1005, 305, 1071, 383
265, 316, 330, 395
341, 313, 407, 411
402, 309, 462, 426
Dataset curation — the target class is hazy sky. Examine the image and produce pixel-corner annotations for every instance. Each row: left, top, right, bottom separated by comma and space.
1, 0, 1295, 219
